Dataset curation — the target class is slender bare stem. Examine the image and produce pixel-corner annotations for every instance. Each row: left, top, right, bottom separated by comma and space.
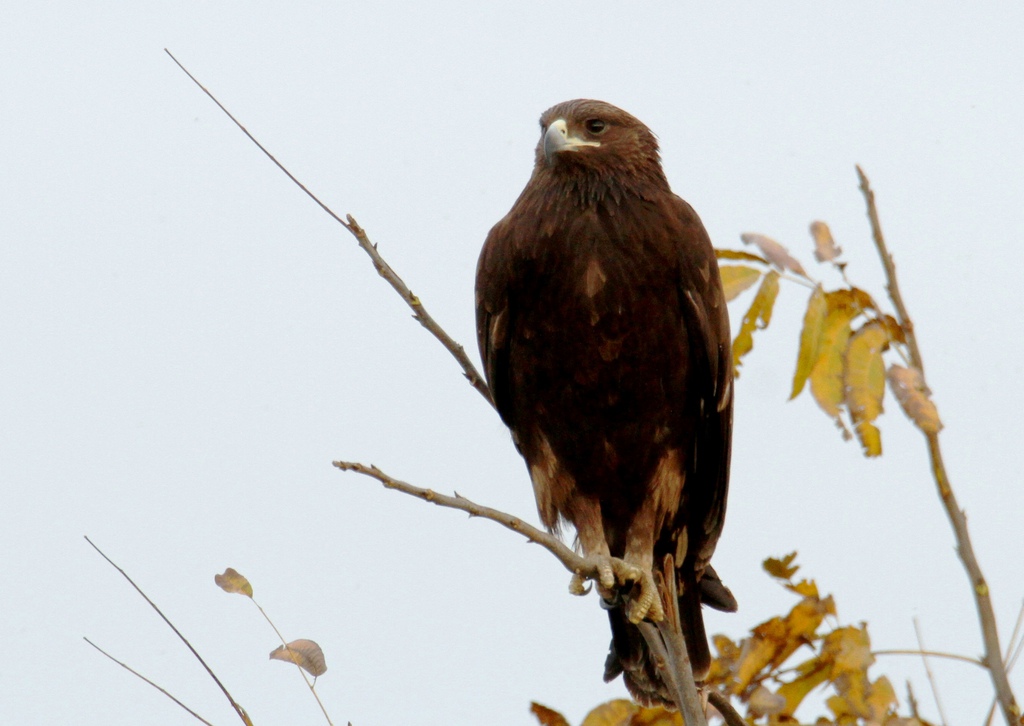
873, 649, 984, 668
857, 166, 1020, 724
913, 617, 949, 726
83, 637, 215, 726
84, 536, 253, 725
164, 49, 493, 408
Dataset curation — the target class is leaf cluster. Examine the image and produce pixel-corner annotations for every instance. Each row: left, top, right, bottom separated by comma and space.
534, 556, 933, 726
720, 224, 941, 457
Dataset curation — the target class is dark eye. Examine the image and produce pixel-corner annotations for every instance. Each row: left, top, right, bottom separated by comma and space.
585, 118, 607, 135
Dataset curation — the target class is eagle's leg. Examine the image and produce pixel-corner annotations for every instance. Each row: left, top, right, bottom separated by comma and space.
619, 499, 666, 624
567, 496, 617, 597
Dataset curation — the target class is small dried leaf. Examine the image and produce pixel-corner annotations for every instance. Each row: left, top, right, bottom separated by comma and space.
844, 321, 888, 457
888, 365, 943, 433
810, 221, 842, 262
763, 552, 799, 580
786, 579, 819, 599
715, 248, 769, 265
530, 703, 571, 726
215, 568, 253, 598
731, 270, 780, 375
741, 232, 808, 276
749, 685, 787, 716
790, 285, 828, 399
579, 699, 639, 726
269, 639, 327, 677
719, 265, 762, 302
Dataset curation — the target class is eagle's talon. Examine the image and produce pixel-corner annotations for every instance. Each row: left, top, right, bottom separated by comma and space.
568, 572, 591, 596
624, 569, 664, 623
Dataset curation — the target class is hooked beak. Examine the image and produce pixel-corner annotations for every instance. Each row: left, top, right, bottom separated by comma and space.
543, 118, 601, 164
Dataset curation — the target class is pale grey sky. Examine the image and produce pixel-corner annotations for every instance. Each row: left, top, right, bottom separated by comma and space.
2, 2, 1022, 724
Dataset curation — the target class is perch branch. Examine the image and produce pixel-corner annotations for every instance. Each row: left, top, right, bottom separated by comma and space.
164, 49, 493, 408
857, 166, 1020, 725
333, 461, 706, 720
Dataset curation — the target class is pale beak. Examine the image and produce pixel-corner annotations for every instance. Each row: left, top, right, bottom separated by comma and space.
543, 118, 600, 164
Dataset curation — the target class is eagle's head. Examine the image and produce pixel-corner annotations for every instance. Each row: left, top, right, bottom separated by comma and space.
533, 99, 667, 194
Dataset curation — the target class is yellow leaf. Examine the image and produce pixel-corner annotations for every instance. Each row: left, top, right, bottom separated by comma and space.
628, 705, 683, 726
269, 639, 327, 677
790, 285, 828, 399
887, 365, 943, 433
530, 703, 570, 726
731, 270, 780, 376
867, 675, 897, 718
763, 552, 799, 580
844, 321, 888, 457
740, 233, 808, 276
809, 291, 862, 424
810, 221, 842, 262
579, 700, 641, 726
715, 248, 768, 264
786, 579, 819, 599
776, 659, 830, 715
719, 265, 762, 302
214, 568, 253, 598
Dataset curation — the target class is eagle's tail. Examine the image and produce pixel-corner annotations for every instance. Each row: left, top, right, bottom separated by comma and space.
603, 564, 736, 708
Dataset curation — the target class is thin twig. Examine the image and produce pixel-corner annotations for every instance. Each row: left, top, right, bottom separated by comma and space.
85, 536, 253, 725
332, 461, 587, 575
707, 690, 747, 726
164, 49, 493, 408
83, 637, 215, 726
857, 166, 1020, 725
252, 600, 333, 726
913, 617, 948, 726
873, 648, 985, 668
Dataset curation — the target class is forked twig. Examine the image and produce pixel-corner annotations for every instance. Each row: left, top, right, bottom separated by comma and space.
164, 49, 493, 408
85, 536, 253, 725
858, 167, 1020, 724
913, 617, 948, 726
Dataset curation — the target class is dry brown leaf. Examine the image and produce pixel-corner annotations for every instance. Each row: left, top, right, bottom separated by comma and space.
810, 221, 842, 262
214, 568, 253, 598
731, 270, 780, 376
530, 702, 570, 726
269, 639, 327, 677
790, 285, 828, 399
715, 248, 769, 264
888, 365, 943, 433
719, 265, 762, 302
741, 232, 808, 276
844, 321, 888, 457
749, 685, 787, 716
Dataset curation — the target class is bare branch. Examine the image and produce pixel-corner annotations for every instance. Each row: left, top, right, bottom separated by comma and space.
857, 166, 1020, 725
707, 690, 747, 726
333, 460, 587, 575
83, 637, 215, 726
84, 536, 253, 726
164, 49, 493, 408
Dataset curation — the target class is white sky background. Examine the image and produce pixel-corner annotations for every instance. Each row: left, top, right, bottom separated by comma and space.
2, 2, 1023, 724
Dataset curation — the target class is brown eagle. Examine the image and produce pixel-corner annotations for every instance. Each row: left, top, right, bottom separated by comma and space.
475, 99, 736, 705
